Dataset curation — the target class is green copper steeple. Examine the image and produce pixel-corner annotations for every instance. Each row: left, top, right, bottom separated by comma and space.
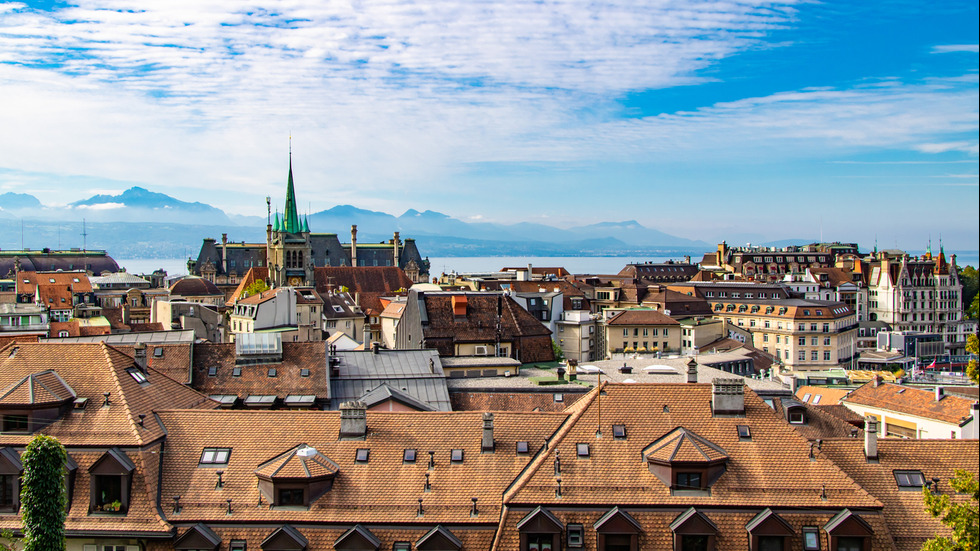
282, 155, 301, 233
272, 212, 281, 232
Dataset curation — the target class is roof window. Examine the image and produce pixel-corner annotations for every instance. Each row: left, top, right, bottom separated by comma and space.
802, 527, 820, 550
812, 395, 822, 405
403, 449, 417, 463
894, 470, 925, 488
207, 366, 218, 377
802, 393, 812, 402
199, 447, 231, 466
153, 347, 163, 358
516, 441, 529, 454
268, 368, 277, 377
737, 425, 751, 440
232, 367, 242, 377
127, 368, 148, 384
612, 425, 626, 439
355, 449, 370, 463
451, 449, 464, 462
576, 443, 590, 457
300, 368, 310, 377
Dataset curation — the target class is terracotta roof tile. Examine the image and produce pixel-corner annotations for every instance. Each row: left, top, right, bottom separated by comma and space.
843, 382, 975, 425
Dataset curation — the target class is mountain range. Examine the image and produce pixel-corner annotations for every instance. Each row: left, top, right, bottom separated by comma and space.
0, 187, 713, 258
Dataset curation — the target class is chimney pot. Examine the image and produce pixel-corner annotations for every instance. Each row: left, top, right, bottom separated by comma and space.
339, 401, 367, 439
864, 415, 878, 461
134, 343, 148, 371
687, 358, 698, 383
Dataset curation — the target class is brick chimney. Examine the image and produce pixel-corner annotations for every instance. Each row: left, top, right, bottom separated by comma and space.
687, 357, 698, 383
340, 401, 367, 439
393, 231, 400, 267
134, 343, 148, 372
864, 416, 878, 461
350, 225, 358, 267
481, 413, 494, 452
712, 378, 745, 415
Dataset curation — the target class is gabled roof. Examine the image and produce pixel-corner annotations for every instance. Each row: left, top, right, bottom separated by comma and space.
517, 505, 563, 531
416, 291, 552, 341
669, 507, 718, 533
262, 524, 309, 550
359, 383, 435, 412
0, 342, 217, 447
334, 524, 381, 549
606, 309, 680, 326
192, 342, 328, 403
415, 525, 462, 550
843, 382, 975, 425
593, 506, 642, 532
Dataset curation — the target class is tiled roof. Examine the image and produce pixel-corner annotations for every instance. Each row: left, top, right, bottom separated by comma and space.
843, 382, 976, 425
770, 397, 864, 440
314, 267, 412, 315
820, 438, 979, 551
0, 370, 75, 406
796, 385, 853, 405
0, 342, 217, 447
154, 409, 568, 525
504, 383, 880, 509
170, 276, 223, 297
192, 342, 328, 403
644, 427, 729, 463
17, 270, 93, 295
419, 292, 552, 341
450, 391, 586, 412
226, 267, 270, 305
606, 309, 680, 326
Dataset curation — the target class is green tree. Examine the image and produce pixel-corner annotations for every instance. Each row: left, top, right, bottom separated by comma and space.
244, 279, 269, 296
922, 469, 979, 551
966, 334, 979, 386
21, 434, 68, 551
552, 339, 565, 362
960, 266, 978, 319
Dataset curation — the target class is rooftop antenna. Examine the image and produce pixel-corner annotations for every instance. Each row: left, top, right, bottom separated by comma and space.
20, 219, 24, 250
81, 218, 88, 252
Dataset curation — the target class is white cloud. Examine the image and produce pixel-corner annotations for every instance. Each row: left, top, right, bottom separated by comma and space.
932, 44, 980, 54
74, 202, 126, 210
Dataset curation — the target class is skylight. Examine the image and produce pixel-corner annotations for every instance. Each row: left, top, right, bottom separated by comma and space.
403, 449, 417, 462
300, 368, 310, 377
812, 395, 822, 405
894, 470, 925, 488
232, 367, 242, 377
207, 366, 218, 377
516, 441, 529, 454
355, 449, 370, 463
451, 449, 464, 462
612, 425, 626, 439
200, 447, 231, 466
737, 425, 751, 439
576, 443, 590, 457
127, 368, 148, 384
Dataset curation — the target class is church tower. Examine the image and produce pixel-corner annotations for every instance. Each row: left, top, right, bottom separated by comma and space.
268, 152, 314, 288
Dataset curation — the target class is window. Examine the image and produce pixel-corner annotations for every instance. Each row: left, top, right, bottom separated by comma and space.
207, 366, 218, 377
232, 366, 242, 377
802, 527, 820, 550
798, 337, 806, 346
516, 441, 530, 454
230, 541, 247, 551
824, 351, 831, 361
393, 544, 411, 551
0, 474, 17, 512
576, 443, 590, 457
612, 425, 626, 439
2, 415, 28, 433
527, 535, 555, 551
737, 425, 751, 439
278, 488, 304, 505
403, 449, 417, 462
567, 524, 584, 547
676, 472, 701, 489
894, 470, 925, 488
128, 368, 148, 384
451, 449, 464, 462
199, 448, 231, 466
799, 351, 806, 361
812, 351, 818, 361
789, 411, 805, 424
268, 368, 277, 377
355, 449, 370, 463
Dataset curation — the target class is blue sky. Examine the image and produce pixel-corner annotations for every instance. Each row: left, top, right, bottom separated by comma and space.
1, 0, 977, 249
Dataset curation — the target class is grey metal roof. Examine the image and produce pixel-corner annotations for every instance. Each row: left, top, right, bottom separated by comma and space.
40, 330, 196, 344
329, 349, 450, 411
89, 272, 151, 287
358, 383, 435, 412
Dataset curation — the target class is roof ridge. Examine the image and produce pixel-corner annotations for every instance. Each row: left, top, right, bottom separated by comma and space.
101, 342, 144, 446
502, 383, 599, 503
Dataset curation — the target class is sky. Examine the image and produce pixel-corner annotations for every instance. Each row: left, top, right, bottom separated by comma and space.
1, 0, 977, 249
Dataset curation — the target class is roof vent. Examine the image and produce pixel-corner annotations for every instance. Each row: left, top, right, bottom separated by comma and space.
296, 446, 317, 458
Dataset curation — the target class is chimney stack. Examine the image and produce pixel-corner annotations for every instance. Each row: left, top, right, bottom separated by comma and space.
873, 375, 882, 387
481, 413, 495, 452
687, 357, 698, 383
711, 378, 745, 415
221, 233, 228, 274
339, 401, 367, 439
864, 416, 878, 461
371, 342, 380, 355
935, 386, 944, 401
134, 343, 148, 372
350, 225, 358, 267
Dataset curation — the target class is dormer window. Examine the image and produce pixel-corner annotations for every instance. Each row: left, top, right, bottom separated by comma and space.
0, 448, 22, 513
644, 427, 730, 494
255, 444, 339, 508
89, 448, 135, 513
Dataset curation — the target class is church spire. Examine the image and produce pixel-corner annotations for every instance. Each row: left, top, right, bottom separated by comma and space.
283, 148, 301, 233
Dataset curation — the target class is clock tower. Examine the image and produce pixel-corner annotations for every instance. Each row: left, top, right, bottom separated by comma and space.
268, 153, 313, 288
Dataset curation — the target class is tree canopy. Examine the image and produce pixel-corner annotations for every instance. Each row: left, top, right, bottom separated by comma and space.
922, 469, 979, 551
21, 434, 68, 551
